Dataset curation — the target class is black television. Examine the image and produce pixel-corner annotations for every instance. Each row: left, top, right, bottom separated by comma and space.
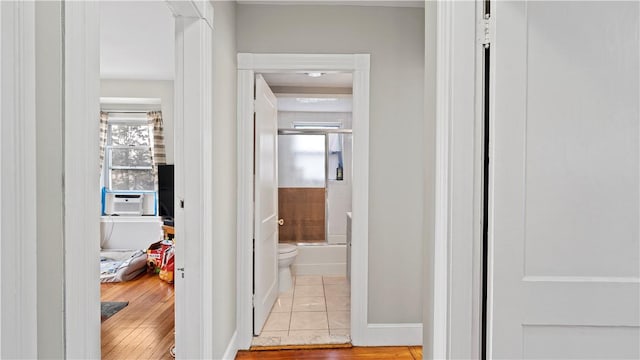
157, 164, 174, 223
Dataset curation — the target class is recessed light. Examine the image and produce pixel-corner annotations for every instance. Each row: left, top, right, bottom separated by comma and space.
305, 72, 326, 78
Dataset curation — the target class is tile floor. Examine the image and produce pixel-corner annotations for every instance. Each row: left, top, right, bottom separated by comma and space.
251, 275, 351, 347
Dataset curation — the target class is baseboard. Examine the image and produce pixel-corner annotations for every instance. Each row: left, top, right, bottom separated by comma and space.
292, 263, 346, 275
222, 330, 238, 360
358, 323, 423, 346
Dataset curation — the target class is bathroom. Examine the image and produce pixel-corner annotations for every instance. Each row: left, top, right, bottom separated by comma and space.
255, 72, 353, 346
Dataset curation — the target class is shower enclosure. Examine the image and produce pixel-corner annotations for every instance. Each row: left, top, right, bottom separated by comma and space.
277, 129, 353, 245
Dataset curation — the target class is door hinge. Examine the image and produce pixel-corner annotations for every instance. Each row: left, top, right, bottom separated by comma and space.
480, 14, 492, 48
252, 294, 255, 307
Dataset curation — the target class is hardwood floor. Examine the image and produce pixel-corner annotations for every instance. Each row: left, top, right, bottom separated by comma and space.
101, 274, 422, 360
236, 346, 423, 359
101, 273, 175, 360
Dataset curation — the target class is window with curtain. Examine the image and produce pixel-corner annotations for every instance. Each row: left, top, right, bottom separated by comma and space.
102, 110, 166, 191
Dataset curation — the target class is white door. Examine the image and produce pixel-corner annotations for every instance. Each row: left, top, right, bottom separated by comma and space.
253, 74, 279, 335
489, 2, 640, 358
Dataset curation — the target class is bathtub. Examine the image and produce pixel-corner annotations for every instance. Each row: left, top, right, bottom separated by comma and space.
100, 216, 163, 250
291, 244, 347, 276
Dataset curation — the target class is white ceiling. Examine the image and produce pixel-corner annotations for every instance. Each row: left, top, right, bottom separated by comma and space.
237, 0, 424, 7
263, 72, 352, 112
100, 1, 175, 80
262, 72, 353, 88
276, 95, 352, 112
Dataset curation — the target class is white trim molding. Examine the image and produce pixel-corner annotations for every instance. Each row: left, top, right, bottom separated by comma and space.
171, 1, 214, 358
64, 2, 102, 358
432, 1, 484, 359
166, 0, 213, 28
0, 2, 38, 358
236, 53, 371, 348
236, 68, 255, 349
364, 323, 423, 346
172, 2, 214, 357
222, 330, 238, 360
432, 1, 453, 355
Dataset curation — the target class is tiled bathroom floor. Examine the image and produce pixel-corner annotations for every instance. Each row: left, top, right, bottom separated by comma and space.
251, 275, 351, 347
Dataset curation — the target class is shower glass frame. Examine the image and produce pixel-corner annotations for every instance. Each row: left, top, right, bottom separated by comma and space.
278, 128, 353, 245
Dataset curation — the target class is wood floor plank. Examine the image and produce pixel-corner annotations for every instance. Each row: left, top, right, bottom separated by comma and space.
130, 305, 175, 359
101, 273, 174, 360
236, 346, 422, 360
146, 328, 175, 360
409, 346, 423, 360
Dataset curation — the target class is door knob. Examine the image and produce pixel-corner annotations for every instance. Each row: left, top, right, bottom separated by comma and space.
278, 218, 284, 226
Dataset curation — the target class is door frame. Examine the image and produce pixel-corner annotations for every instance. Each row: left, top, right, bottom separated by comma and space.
236, 53, 370, 348
0, 1, 38, 357
429, 1, 485, 359
63, 1, 214, 358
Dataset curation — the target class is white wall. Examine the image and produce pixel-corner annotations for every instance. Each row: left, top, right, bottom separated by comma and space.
100, 79, 175, 164
237, 4, 425, 323
35, 2, 64, 358
211, 2, 237, 358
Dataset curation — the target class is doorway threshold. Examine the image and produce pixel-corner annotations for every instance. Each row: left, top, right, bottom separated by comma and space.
250, 342, 352, 351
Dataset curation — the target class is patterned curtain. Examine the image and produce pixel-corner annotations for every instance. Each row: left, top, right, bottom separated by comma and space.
148, 111, 167, 165
99, 111, 109, 171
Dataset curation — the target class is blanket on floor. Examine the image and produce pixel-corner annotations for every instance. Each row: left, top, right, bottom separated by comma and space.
100, 250, 147, 283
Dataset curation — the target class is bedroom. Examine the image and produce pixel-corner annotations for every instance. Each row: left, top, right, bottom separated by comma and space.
98, 2, 177, 359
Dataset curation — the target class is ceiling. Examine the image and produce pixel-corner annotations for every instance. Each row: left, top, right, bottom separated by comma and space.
100, 1, 175, 80
262, 72, 353, 88
237, 0, 424, 7
276, 95, 352, 112
263, 72, 353, 112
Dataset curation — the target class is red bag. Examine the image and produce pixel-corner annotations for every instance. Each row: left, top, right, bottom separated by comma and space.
159, 246, 174, 283
147, 240, 173, 274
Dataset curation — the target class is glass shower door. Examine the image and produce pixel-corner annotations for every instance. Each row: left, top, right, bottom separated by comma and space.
278, 134, 326, 243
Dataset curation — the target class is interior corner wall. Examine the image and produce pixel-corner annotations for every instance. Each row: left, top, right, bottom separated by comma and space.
236, 4, 426, 324
423, 1, 437, 355
100, 79, 175, 164
211, 1, 238, 358
35, 2, 65, 358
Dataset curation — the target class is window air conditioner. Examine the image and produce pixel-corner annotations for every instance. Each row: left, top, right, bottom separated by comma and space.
105, 193, 144, 216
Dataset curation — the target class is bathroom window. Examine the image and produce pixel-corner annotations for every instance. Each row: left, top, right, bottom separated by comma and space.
104, 115, 155, 191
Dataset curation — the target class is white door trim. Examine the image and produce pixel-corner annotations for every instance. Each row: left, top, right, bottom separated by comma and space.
172, 3, 214, 358
63, 1, 214, 358
0, 2, 38, 358
236, 53, 371, 348
63, 2, 102, 358
431, 1, 484, 359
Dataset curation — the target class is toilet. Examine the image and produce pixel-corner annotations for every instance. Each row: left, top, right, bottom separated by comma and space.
278, 243, 298, 292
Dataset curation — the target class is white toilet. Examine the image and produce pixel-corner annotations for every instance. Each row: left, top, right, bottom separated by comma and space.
278, 243, 298, 292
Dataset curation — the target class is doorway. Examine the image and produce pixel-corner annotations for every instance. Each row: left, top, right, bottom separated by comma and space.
252, 73, 354, 347
98, 3, 176, 358
63, 1, 214, 358
236, 53, 370, 349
